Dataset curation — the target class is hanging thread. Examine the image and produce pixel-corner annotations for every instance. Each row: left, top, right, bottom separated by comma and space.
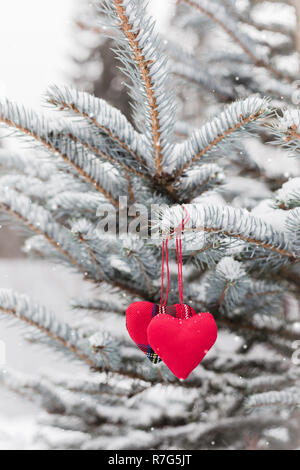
161, 206, 190, 307
160, 239, 170, 307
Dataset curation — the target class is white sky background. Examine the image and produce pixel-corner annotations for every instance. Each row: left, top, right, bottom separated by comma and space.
0, 0, 175, 109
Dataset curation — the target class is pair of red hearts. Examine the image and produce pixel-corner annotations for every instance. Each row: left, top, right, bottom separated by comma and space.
126, 302, 217, 380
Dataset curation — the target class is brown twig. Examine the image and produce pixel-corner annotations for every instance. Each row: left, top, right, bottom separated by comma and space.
0, 115, 119, 208
66, 131, 145, 186
0, 306, 96, 367
113, 0, 164, 175
0, 202, 151, 302
285, 124, 300, 143
0, 203, 82, 269
76, 20, 116, 37
50, 98, 147, 169
166, 222, 297, 261
174, 111, 264, 179
50, 102, 179, 203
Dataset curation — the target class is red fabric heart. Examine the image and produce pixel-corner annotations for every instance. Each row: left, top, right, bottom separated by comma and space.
126, 302, 197, 364
147, 312, 218, 379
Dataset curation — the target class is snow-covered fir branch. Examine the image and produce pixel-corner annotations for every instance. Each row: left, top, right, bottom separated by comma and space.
173, 96, 271, 175
271, 109, 300, 156
100, 0, 176, 175
0, 290, 120, 370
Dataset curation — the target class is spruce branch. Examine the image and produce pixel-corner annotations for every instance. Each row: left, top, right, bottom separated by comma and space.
177, 164, 225, 198
48, 192, 111, 219
205, 257, 250, 312
72, 298, 125, 315
174, 96, 271, 177
122, 237, 159, 295
103, 0, 176, 175
214, 312, 300, 342
240, 280, 285, 316
63, 122, 145, 182
285, 208, 300, 253
46, 85, 147, 171
70, 219, 157, 299
46, 87, 179, 203
169, 52, 234, 102
159, 204, 297, 261
0, 174, 52, 201
0, 99, 120, 207
76, 20, 116, 38
0, 188, 103, 281
246, 389, 300, 409
246, 373, 294, 394
275, 178, 300, 210
271, 109, 300, 156
223, 0, 294, 36
0, 173, 87, 205
179, 0, 294, 83
0, 290, 120, 370
0, 149, 56, 180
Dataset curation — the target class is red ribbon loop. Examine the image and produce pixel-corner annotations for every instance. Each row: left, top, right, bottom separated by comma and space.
160, 206, 190, 307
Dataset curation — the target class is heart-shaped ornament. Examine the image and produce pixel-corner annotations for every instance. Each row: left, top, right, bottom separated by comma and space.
147, 312, 218, 379
126, 302, 197, 364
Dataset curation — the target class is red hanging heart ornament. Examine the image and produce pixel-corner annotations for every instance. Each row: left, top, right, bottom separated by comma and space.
126, 301, 197, 364
125, 206, 218, 380
147, 312, 218, 380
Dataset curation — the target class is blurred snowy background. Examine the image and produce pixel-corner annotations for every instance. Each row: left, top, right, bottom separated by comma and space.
0, 0, 174, 449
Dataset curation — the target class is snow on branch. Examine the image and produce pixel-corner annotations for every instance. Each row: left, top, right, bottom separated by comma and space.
158, 204, 298, 262
0, 174, 53, 201
72, 298, 125, 315
180, 0, 293, 82
48, 191, 111, 220
0, 290, 120, 370
177, 163, 225, 198
101, 0, 176, 174
180, 0, 261, 59
121, 237, 159, 295
0, 368, 126, 423
60, 120, 147, 184
165, 38, 234, 101
46, 85, 147, 171
285, 207, 300, 252
69, 219, 158, 301
0, 98, 121, 207
173, 96, 271, 176
246, 374, 293, 394
205, 257, 250, 312
271, 109, 300, 156
0, 149, 56, 180
246, 389, 300, 409
238, 280, 285, 317
171, 62, 234, 101
0, 173, 87, 205
0, 187, 96, 276
274, 178, 300, 210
